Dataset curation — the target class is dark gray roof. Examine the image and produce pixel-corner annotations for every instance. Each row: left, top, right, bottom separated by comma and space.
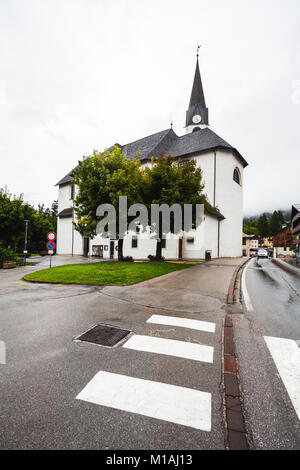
189, 58, 206, 108
58, 208, 73, 218
118, 128, 176, 161
56, 171, 74, 186
168, 128, 248, 167
206, 207, 225, 220
56, 126, 247, 186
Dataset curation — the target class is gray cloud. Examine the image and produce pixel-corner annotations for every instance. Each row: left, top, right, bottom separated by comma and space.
0, 0, 299, 216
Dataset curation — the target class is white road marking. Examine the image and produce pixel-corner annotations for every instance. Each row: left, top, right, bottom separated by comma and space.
264, 336, 300, 420
123, 334, 214, 363
241, 258, 254, 311
76, 371, 211, 431
147, 314, 216, 333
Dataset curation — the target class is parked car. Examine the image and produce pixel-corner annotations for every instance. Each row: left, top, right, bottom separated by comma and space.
257, 248, 268, 258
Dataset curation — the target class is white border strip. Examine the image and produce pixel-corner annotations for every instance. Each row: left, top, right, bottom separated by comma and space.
76, 371, 211, 431
123, 334, 214, 363
241, 258, 254, 311
264, 336, 300, 421
147, 314, 216, 333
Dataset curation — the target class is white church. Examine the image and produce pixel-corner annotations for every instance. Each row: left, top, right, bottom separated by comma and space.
56, 55, 248, 260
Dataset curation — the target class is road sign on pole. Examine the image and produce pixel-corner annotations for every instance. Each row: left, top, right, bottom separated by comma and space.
46, 241, 56, 250
47, 232, 56, 241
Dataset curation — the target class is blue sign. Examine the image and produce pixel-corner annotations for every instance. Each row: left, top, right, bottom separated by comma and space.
46, 241, 55, 250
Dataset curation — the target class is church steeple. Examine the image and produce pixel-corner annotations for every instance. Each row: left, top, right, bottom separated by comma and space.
185, 49, 209, 133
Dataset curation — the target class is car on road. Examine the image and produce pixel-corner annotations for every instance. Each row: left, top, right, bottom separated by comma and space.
257, 248, 268, 258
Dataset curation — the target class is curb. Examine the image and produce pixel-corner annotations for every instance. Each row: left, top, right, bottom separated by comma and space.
271, 258, 300, 276
223, 259, 250, 450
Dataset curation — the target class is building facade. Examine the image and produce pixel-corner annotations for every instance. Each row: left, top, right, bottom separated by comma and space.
56, 56, 248, 259
242, 233, 259, 256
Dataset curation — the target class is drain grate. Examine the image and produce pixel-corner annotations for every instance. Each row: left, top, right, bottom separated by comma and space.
74, 324, 132, 348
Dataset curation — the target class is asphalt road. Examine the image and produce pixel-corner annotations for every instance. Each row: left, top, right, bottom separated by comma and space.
235, 257, 300, 449
0, 257, 242, 450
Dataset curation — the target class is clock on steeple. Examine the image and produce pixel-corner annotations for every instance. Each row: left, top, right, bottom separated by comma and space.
185, 51, 209, 134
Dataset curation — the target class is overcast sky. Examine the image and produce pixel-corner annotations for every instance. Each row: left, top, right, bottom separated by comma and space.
0, 0, 299, 216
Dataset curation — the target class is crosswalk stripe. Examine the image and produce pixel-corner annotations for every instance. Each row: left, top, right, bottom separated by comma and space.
147, 314, 216, 333
76, 371, 211, 431
264, 336, 300, 420
123, 334, 214, 363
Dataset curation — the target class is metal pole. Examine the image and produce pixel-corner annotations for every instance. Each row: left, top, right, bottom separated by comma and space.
24, 220, 29, 265
50, 254, 52, 268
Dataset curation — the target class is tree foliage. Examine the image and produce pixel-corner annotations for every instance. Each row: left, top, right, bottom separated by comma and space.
142, 154, 211, 258
0, 188, 57, 253
243, 209, 287, 237
73, 146, 144, 259
73, 149, 211, 260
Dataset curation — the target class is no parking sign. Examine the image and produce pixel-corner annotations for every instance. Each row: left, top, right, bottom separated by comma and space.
46, 241, 56, 251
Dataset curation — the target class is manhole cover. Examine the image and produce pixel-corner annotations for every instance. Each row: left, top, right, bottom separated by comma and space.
74, 324, 132, 348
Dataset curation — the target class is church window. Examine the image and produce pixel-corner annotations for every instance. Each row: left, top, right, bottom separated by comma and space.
70, 184, 75, 200
233, 168, 241, 185
132, 236, 138, 248
161, 239, 166, 249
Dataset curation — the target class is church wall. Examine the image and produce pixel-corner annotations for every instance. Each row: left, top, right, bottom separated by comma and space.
57, 217, 73, 254
203, 215, 219, 258
194, 151, 215, 204
58, 184, 73, 213
215, 150, 243, 257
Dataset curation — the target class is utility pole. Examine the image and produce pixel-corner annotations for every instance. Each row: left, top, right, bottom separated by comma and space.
24, 220, 29, 265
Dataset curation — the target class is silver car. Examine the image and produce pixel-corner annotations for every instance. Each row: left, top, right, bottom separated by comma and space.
257, 248, 268, 258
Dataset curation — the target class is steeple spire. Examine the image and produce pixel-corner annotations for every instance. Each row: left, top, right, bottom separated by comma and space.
185, 48, 209, 132
189, 54, 206, 108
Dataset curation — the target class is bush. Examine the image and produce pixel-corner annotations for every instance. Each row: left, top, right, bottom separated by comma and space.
0, 247, 18, 268
148, 254, 165, 261
120, 256, 134, 262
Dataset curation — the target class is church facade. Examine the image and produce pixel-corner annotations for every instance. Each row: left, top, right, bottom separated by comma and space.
56, 57, 248, 260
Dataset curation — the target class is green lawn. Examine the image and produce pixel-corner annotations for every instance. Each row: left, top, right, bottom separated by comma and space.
23, 261, 195, 285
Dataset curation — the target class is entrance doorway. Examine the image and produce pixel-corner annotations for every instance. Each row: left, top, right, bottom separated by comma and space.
178, 238, 183, 259
110, 241, 114, 259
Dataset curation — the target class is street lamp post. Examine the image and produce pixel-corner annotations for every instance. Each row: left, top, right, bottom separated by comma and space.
24, 220, 29, 265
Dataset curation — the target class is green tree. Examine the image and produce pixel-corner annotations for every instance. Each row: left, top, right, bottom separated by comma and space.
257, 213, 270, 238
73, 146, 144, 260
270, 211, 282, 235
0, 188, 57, 253
142, 154, 211, 259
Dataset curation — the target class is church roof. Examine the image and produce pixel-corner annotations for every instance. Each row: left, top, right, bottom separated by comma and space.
189, 58, 206, 108
55, 126, 247, 186
117, 128, 177, 162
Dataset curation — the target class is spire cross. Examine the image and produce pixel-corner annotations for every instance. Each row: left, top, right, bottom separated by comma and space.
197, 45, 201, 58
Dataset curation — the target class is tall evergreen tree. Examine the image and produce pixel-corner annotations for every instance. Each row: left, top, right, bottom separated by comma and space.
257, 213, 270, 237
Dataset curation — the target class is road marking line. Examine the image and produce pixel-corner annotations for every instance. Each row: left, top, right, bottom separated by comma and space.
147, 314, 216, 333
241, 258, 254, 311
264, 336, 300, 420
76, 371, 211, 431
123, 335, 214, 363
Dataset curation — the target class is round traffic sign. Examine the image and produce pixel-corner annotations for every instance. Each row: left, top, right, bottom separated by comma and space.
47, 232, 56, 241
46, 241, 56, 250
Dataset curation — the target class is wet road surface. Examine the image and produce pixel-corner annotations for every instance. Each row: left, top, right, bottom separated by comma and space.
235, 257, 300, 449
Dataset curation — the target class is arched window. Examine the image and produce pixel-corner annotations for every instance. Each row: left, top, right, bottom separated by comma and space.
233, 168, 241, 185
192, 127, 201, 132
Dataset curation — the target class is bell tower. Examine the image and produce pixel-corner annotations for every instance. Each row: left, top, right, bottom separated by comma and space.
185, 47, 209, 134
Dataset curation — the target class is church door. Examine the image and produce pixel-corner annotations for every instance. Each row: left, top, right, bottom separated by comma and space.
110, 241, 114, 259
178, 238, 183, 259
